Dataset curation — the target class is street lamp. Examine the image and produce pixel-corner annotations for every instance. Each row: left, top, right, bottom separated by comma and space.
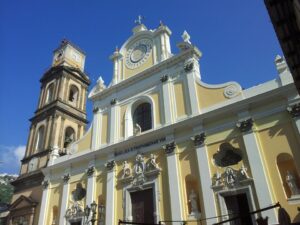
84, 201, 97, 225
98, 203, 105, 225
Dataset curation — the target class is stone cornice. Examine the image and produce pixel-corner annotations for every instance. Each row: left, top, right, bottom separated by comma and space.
40, 65, 90, 86
21, 149, 50, 163
89, 47, 200, 101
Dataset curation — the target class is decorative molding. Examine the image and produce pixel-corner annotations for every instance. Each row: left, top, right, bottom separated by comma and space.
86, 166, 95, 177
236, 118, 253, 132
287, 103, 300, 118
160, 75, 169, 83
184, 61, 194, 72
119, 154, 161, 187
191, 133, 206, 146
41, 180, 49, 190
211, 166, 252, 189
110, 98, 117, 105
65, 202, 84, 221
163, 142, 176, 154
93, 107, 99, 113
62, 173, 70, 184
212, 143, 242, 167
224, 84, 241, 99
105, 160, 115, 171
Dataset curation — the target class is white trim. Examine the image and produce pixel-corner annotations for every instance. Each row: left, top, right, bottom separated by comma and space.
59, 182, 70, 225
86, 160, 96, 205
91, 112, 102, 150
241, 127, 277, 223
194, 144, 218, 224
124, 95, 156, 139
185, 71, 200, 115
105, 168, 116, 225
123, 181, 160, 223
162, 82, 173, 124
109, 104, 118, 144
216, 185, 256, 225
166, 149, 183, 221
38, 185, 50, 225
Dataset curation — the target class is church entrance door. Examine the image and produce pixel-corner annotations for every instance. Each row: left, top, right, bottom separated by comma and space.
70, 221, 81, 225
224, 193, 253, 225
130, 188, 154, 224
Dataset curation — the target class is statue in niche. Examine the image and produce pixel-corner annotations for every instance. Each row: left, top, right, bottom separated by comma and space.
286, 171, 300, 196
122, 161, 131, 178
71, 183, 86, 202
189, 189, 200, 217
134, 123, 142, 135
240, 165, 250, 179
146, 154, 159, 171
225, 167, 236, 186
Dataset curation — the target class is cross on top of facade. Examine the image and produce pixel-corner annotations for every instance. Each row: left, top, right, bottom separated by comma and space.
134, 15, 144, 25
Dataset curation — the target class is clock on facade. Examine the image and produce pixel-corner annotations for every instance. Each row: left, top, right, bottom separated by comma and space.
125, 39, 152, 69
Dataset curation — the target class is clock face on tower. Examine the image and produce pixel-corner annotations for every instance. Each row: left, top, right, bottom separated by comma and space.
125, 39, 152, 69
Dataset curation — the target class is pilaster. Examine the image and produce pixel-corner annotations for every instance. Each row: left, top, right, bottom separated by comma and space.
237, 115, 277, 223
192, 130, 218, 225
92, 109, 102, 150
163, 141, 183, 222
59, 172, 70, 225
105, 159, 116, 225
161, 80, 173, 125
86, 160, 96, 205
38, 180, 50, 225
109, 100, 119, 144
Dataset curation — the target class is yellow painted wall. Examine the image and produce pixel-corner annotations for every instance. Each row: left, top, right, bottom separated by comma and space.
101, 113, 109, 144
196, 83, 229, 109
124, 52, 154, 79
257, 114, 300, 222
178, 141, 204, 221
174, 82, 187, 117
46, 185, 62, 225
77, 128, 92, 152
150, 92, 161, 125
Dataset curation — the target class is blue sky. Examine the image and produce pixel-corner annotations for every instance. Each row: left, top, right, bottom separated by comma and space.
0, 0, 283, 174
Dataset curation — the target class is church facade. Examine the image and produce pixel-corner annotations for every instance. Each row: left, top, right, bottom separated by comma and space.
11, 21, 300, 225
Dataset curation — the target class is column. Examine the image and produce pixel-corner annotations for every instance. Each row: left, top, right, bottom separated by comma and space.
105, 160, 116, 225
38, 180, 50, 225
59, 173, 70, 225
237, 117, 277, 224
184, 60, 200, 115
192, 133, 218, 225
91, 109, 102, 150
86, 160, 96, 205
163, 142, 183, 222
161, 78, 173, 125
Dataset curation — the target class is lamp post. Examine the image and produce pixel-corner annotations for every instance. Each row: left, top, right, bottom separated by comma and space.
84, 201, 97, 225
98, 203, 105, 225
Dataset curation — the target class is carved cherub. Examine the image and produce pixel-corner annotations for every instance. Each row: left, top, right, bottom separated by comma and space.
122, 161, 131, 178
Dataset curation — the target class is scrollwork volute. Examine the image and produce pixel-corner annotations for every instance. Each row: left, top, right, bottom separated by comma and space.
236, 118, 253, 132
163, 142, 176, 154
287, 103, 300, 118
86, 166, 95, 177
191, 133, 206, 146
62, 173, 70, 184
105, 160, 115, 171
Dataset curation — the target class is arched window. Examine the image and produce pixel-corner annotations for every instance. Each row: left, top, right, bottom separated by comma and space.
68, 85, 79, 104
35, 126, 45, 152
46, 83, 54, 104
277, 153, 300, 198
133, 102, 152, 133
64, 127, 76, 148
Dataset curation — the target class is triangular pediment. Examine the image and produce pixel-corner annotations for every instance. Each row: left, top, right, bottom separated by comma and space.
10, 195, 37, 210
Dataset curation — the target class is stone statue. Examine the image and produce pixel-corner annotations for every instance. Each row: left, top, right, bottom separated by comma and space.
134, 123, 142, 135
225, 167, 235, 186
286, 171, 300, 196
122, 161, 131, 178
147, 154, 159, 171
240, 165, 250, 179
215, 171, 222, 186
189, 189, 200, 215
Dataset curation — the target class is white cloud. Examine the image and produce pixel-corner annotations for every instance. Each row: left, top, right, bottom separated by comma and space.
0, 145, 26, 174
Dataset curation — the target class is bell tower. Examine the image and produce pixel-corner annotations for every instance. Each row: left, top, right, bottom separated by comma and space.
9, 40, 90, 225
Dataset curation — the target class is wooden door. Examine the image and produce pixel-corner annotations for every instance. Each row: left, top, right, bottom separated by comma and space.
130, 189, 154, 224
